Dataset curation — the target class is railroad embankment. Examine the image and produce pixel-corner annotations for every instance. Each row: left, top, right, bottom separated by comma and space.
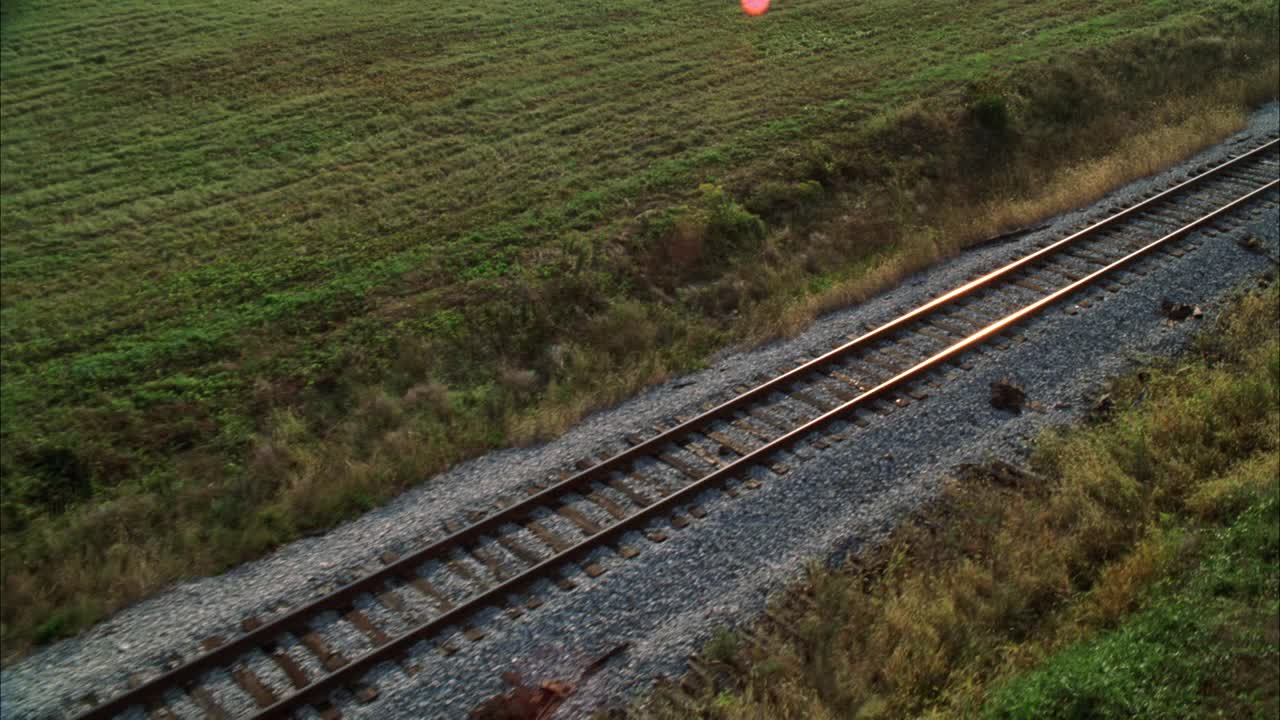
639, 279, 1279, 720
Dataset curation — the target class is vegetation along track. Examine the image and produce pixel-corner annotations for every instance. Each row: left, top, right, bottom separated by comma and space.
73, 137, 1280, 720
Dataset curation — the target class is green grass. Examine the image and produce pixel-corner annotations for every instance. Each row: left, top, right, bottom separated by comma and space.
985, 487, 1279, 720
2, 0, 1279, 656
633, 279, 1280, 719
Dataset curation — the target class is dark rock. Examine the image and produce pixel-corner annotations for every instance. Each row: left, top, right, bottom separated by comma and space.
1159, 298, 1201, 321
1092, 393, 1114, 420
470, 676, 573, 720
989, 379, 1026, 414
1238, 235, 1265, 254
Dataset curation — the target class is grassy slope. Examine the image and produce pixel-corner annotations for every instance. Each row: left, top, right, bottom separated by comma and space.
2, 0, 1278, 654
646, 280, 1279, 719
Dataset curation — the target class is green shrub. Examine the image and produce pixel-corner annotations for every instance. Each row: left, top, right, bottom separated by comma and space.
699, 183, 766, 259
705, 628, 740, 666
970, 93, 1012, 135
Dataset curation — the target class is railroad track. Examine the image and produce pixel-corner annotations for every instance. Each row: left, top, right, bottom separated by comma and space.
74, 136, 1279, 720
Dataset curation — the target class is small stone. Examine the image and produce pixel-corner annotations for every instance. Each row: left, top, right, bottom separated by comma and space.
1092, 393, 1114, 420
355, 685, 379, 703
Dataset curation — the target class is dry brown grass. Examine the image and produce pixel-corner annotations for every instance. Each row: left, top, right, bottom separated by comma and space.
950, 95, 1269, 243
754, 79, 1275, 346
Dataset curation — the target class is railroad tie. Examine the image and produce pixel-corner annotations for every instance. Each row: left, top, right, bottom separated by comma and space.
658, 450, 708, 480
789, 387, 836, 412
585, 489, 629, 520
631, 466, 679, 498
469, 544, 513, 581
730, 415, 773, 441
704, 430, 751, 457
605, 477, 652, 507
187, 686, 231, 720
124, 677, 178, 720
345, 608, 392, 647
1044, 263, 1087, 282
926, 317, 972, 337
145, 702, 178, 720
901, 384, 929, 401
376, 586, 406, 613
1065, 249, 1110, 265
1012, 276, 1052, 294
402, 575, 452, 612
299, 631, 350, 673
269, 648, 311, 689
913, 325, 955, 345
858, 353, 904, 375
447, 557, 489, 587
877, 346, 920, 369
941, 310, 986, 330
557, 504, 603, 535
817, 376, 856, 401
230, 667, 278, 708
731, 422, 790, 473
744, 406, 788, 433
525, 519, 573, 553
826, 364, 872, 392
496, 533, 543, 565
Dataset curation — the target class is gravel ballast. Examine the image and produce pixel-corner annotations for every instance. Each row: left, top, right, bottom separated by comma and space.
3, 104, 1278, 720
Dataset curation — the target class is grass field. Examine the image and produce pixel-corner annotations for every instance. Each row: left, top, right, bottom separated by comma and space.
642, 279, 1279, 719
2, 0, 1278, 656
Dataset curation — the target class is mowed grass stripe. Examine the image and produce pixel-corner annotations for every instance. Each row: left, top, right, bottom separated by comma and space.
0, 0, 1182, 361
2, 0, 1141, 235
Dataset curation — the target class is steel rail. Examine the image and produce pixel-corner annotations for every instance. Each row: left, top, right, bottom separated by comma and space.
248, 177, 1279, 719
75, 141, 1278, 720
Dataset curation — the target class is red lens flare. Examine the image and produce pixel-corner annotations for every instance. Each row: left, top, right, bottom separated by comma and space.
742, 0, 770, 16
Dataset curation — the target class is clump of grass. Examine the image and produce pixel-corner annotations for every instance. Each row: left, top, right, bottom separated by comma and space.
632, 280, 1279, 719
